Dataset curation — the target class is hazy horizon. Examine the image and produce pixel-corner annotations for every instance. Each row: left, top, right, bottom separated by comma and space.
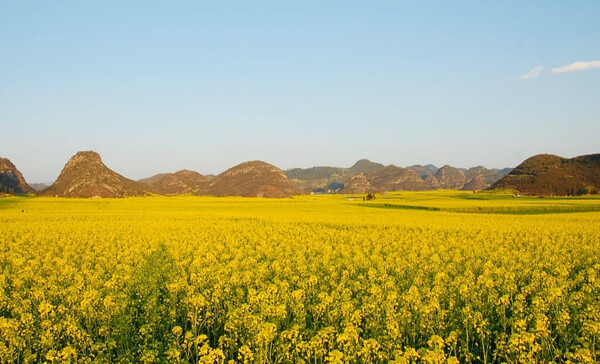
2, 1, 599, 183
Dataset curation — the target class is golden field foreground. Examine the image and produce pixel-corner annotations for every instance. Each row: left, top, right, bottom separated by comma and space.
1, 192, 600, 363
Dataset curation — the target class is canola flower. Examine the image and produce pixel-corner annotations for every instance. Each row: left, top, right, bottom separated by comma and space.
0, 193, 599, 363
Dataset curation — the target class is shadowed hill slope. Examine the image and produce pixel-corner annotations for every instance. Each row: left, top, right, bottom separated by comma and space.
461, 176, 489, 191
0, 157, 34, 195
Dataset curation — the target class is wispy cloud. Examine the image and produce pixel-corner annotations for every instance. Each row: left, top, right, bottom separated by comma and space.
551, 60, 600, 74
520, 66, 544, 79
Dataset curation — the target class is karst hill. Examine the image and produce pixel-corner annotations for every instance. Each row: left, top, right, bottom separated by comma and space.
491, 154, 600, 196
42, 151, 153, 198
4, 151, 599, 198
0, 157, 34, 195
203, 160, 301, 198
140, 170, 209, 195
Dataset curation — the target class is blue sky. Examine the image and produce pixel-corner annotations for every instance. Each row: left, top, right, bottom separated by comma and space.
1, 1, 599, 183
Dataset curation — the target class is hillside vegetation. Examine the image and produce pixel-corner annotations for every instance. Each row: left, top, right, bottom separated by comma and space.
491, 154, 600, 196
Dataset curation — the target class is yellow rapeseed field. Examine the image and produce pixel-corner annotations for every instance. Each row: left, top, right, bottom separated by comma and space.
1, 192, 599, 363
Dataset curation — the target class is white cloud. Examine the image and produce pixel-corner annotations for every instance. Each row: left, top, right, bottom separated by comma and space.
551, 60, 600, 74
520, 66, 544, 79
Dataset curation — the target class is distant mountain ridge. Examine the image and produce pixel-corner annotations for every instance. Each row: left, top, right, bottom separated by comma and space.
285, 159, 383, 192
348, 159, 385, 175
18, 150, 597, 198
30, 183, 51, 191
367, 165, 429, 191
140, 170, 208, 195
491, 154, 600, 196
285, 166, 341, 181
287, 160, 510, 193
407, 164, 438, 179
